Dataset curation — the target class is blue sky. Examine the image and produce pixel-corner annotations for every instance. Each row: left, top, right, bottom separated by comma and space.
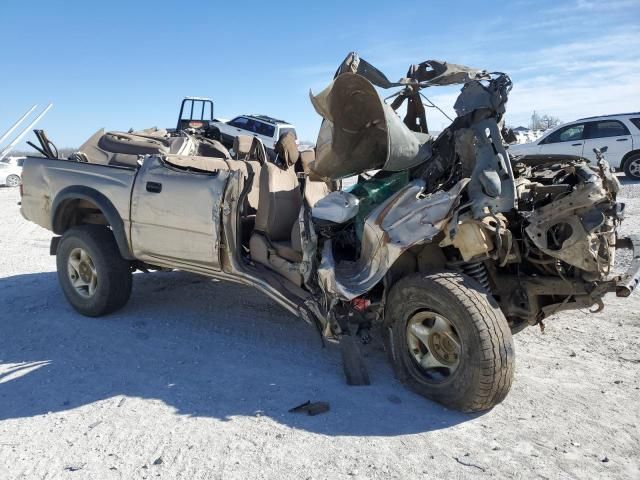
2, 0, 639, 148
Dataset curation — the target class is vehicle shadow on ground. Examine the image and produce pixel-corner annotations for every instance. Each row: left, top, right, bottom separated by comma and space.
0, 271, 479, 436
618, 177, 640, 186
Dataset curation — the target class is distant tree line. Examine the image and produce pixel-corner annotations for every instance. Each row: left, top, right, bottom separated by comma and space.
529, 111, 561, 131
8, 148, 77, 159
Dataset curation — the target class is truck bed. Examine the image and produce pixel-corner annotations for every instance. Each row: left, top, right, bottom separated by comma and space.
20, 157, 137, 233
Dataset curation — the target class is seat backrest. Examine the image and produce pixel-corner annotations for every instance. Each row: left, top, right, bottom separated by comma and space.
247, 136, 268, 165
274, 131, 299, 167
229, 137, 265, 211
255, 162, 301, 241
299, 149, 330, 207
244, 161, 261, 210
233, 135, 253, 159
226, 159, 260, 211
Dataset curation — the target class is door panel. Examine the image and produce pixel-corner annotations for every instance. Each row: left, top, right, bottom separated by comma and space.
582, 120, 632, 168
130, 157, 229, 270
538, 123, 585, 157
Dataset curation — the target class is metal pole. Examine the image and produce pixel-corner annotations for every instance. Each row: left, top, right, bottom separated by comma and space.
0, 105, 37, 145
0, 103, 53, 162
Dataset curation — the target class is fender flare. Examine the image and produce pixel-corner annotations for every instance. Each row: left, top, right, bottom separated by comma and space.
51, 185, 134, 259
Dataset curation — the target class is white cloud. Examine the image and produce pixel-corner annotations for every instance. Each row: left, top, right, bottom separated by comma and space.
290, 3, 640, 137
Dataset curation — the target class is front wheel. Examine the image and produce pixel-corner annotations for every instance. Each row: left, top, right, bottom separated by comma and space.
56, 225, 132, 317
384, 271, 514, 412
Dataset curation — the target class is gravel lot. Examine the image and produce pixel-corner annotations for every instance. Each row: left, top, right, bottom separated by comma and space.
1, 180, 639, 480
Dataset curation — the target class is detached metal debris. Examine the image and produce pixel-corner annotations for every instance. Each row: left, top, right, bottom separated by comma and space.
288, 401, 331, 416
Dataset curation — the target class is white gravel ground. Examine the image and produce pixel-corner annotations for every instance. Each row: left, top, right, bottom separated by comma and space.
0, 180, 639, 480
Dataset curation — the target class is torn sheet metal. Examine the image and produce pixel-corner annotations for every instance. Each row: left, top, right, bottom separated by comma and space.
525, 176, 611, 273
310, 73, 432, 179
318, 179, 468, 300
467, 118, 516, 217
334, 52, 491, 88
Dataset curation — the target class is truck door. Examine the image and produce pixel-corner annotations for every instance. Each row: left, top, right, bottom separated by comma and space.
130, 156, 228, 270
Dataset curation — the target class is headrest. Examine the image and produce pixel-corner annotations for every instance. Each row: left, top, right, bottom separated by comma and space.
233, 135, 253, 158
299, 149, 315, 173
248, 136, 268, 165
274, 131, 299, 167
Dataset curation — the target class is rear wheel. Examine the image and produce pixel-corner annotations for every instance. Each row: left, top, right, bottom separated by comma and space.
623, 154, 640, 180
5, 174, 20, 187
56, 225, 132, 317
384, 271, 514, 412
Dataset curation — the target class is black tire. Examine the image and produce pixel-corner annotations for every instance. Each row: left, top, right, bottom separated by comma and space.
384, 271, 514, 412
56, 225, 132, 317
623, 153, 640, 180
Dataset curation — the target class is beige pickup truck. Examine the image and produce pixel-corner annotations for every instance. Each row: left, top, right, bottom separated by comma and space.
20, 53, 640, 413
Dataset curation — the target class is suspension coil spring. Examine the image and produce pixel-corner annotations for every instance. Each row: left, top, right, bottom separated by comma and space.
462, 261, 490, 290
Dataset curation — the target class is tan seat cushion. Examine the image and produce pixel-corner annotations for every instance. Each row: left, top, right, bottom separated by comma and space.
272, 240, 303, 263
225, 159, 249, 176
249, 234, 302, 286
248, 137, 268, 164
245, 161, 261, 211
233, 135, 253, 159
254, 163, 302, 241
304, 180, 330, 208
299, 149, 315, 174
225, 160, 261, 211
298, 149, 330, 206
274, 131, 299, 167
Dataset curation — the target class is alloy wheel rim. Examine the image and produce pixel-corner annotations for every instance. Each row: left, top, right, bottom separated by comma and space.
6, 175, 20, 187
406, 311, 461, 380
628, 159, 640, 177
67, 248, 98, 297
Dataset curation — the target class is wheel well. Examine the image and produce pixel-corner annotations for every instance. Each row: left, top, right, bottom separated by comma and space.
51, 188, 134, 260
621, 149, 640, 168
383, 244, 448, 300
53, 198, 109, 233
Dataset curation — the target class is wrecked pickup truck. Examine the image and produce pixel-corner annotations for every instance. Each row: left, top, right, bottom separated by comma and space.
20, 53, 640, 412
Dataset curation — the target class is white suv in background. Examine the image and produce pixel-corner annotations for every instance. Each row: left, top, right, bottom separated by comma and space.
212, 115, 297, 150
508, 113, 640, 179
